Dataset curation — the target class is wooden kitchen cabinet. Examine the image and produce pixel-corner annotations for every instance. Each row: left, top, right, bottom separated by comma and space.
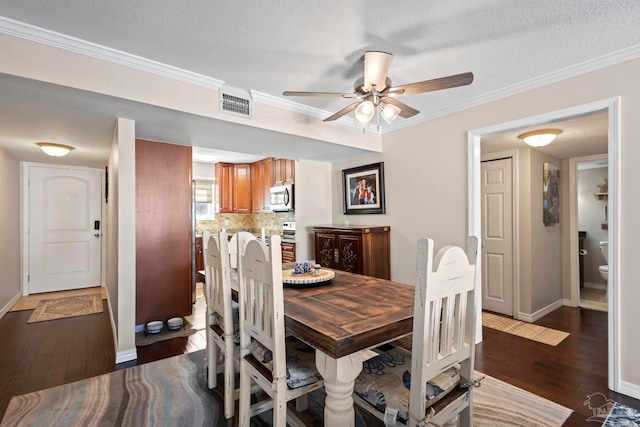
313, 225, 390, 279
282, 241, 296, 263
251, 157, 273, 212
217, 162, 252, 213
272, 158, 295, 186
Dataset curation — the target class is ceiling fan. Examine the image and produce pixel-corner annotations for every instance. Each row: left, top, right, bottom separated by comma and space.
283, 51, 474, 126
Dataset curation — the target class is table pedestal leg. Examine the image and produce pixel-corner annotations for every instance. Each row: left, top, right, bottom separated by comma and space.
316, 350, 363, 427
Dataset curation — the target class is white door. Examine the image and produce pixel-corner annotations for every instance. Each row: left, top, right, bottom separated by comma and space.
28, 165, 102, 294
481, 157, 514, 315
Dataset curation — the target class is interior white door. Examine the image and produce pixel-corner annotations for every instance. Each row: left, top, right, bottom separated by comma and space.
28, 165, 102, 294
481, 157, 514, 315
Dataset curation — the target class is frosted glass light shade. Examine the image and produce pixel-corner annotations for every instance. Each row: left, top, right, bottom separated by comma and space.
379, 103, 401, 124
354, 100, 375, 125
518, 129, 562, 147
37, 142, 74, 157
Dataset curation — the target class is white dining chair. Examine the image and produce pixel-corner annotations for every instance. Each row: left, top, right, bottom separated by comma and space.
229, 231, 257, 270
202, 230, 239, 419
353, 236, 480, 426
237, 235, 324, 427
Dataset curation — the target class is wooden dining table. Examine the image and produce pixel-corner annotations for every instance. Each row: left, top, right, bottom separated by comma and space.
282, 268, 415, 426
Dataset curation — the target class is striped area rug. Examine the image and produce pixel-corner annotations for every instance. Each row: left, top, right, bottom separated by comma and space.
482, 311, 570, 346
1, 351, 572, 426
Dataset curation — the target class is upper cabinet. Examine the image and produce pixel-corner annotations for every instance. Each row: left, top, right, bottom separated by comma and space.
217, 162, 252, 213
251, 157, 273, 213
217, 158, 295, 214
272, 158, 295, 187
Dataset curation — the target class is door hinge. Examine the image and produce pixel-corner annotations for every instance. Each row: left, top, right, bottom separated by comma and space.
27, 274, 30, 282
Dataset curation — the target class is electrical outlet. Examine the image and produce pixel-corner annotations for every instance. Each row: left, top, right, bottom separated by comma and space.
224, 219, 229, 226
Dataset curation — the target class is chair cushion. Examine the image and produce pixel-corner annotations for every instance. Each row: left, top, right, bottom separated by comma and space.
354, 347, 460, 422
250, 337, 322, 389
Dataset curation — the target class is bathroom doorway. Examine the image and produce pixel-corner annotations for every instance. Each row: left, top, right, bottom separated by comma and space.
575, 156, 608, 312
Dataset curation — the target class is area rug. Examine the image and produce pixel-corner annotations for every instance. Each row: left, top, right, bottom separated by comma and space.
474, 371, 572, 426
1, 350, 573, 427
482, 311, 570, 346
603, 401, 640, 426
135, 318, 197, 346
27, 293, 103, 323
10, 288, 107, 312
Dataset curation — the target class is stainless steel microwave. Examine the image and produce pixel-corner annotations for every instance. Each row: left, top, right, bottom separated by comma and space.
270, 184, 294, 211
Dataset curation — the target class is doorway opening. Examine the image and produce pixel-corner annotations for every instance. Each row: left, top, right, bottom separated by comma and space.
468, 97, 621, 392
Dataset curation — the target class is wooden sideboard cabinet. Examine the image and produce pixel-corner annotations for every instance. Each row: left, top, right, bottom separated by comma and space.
313, 225, 390, 279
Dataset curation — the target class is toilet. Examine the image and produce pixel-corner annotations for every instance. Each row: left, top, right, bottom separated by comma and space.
598, 241, 609, 289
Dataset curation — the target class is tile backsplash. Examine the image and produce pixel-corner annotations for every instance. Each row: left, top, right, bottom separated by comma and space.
196, 211, 295, 237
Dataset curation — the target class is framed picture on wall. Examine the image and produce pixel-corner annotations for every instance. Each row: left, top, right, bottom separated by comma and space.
342, 162, 386, 215
543, 162, 560, 225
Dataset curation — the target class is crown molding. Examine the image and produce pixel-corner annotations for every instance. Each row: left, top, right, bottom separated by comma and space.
3, 15, 639, 135
0, 16, 225, 90
385, 44, 640, 133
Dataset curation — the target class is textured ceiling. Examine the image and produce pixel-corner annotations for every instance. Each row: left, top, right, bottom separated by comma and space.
0, 0, 637, 164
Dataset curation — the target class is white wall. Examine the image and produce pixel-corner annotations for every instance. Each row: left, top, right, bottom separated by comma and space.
578, 167, 608, 285
294, 160, 333, 261
0, 147, 21, 316
109, 118, 137, 364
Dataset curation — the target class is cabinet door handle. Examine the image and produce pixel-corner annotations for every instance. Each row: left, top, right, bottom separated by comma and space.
334, 248, 339, 263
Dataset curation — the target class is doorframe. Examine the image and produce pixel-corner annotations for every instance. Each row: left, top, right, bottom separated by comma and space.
568, 153, 609, 307
21, 162, 106, 296
468, 97, 621, 392
480, 150, 519, 319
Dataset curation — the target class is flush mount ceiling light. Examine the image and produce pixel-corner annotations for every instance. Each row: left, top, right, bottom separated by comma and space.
518, 129, 562, 147
37, 142, 74, 157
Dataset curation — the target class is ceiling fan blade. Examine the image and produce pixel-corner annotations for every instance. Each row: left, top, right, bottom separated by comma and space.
382, 97, 420, 119
323, 102, 360, 122
387, 72, 474, 96
283, 91, 356, 98
363, 51, 393, 92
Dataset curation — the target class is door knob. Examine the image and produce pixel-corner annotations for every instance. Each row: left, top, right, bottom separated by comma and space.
94, 233, 101, 238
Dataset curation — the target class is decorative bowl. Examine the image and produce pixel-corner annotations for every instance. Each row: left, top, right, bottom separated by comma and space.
167, 317, 183, 330
146, 320, 163, 333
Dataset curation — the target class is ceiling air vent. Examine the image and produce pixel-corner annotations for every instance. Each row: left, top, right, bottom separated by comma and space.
219, 87, 252, 118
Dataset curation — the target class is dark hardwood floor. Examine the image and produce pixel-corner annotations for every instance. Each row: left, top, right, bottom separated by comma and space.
1, 302, 638, 425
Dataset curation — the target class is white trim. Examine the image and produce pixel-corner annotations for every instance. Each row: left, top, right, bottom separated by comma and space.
0, 16, 224, 91
468, 97, 621, 394
619, 381, 640, 401
3, 16, 638, 136
518, 299, 564, 323
568, 153, 608, 308
386, 45, 640, 133
0, 292, 21, 320
115, 348, 138, 365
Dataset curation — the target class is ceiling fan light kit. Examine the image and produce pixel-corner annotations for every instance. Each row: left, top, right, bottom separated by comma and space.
355, 100, 375, 125
518, 129, 562, 147
283, 51, 474, 128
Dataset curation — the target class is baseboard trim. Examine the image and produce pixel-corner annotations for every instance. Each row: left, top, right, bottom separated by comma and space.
618, 380, 640, 401
562, 298, 578, 307
115, 348, 138, 364
0, 292, 21, 320
518, 299, 564, 323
